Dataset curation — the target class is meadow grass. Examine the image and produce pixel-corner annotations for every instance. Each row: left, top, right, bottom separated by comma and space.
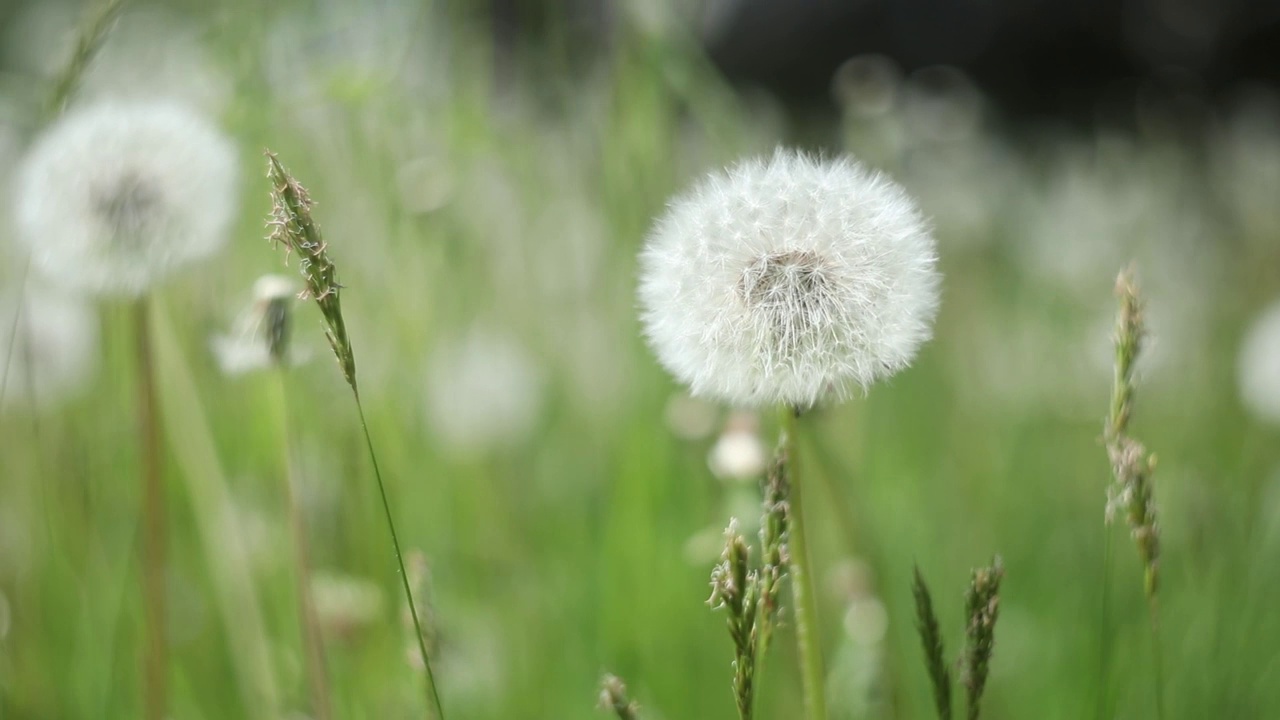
1, 2, 1279, 719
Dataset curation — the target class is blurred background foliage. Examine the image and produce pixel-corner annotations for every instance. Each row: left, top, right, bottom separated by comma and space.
1, 0, 1279, 718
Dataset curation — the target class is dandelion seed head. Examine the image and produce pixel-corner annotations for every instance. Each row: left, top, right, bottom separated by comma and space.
707, 411, 767, 482
15, 101, 238, 296
210, 274, 307, 376
1238, 299, 1280, 424
253, 273, 297, 303
0, 288, 98, 409
638, 149, 940, 408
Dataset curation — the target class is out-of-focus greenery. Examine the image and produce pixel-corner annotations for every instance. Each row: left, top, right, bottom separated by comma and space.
2, 2, 1280, 719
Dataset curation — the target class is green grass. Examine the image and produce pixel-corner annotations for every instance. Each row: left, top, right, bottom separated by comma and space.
2, 2, 1280, 719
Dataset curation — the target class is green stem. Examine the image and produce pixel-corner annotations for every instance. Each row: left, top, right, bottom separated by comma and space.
274, 372, 332, 720
803, 424, 901, 716
1095, 532, 1112, 720
353, 398, 445, 719
1148, 598, 1165, 720
781, 407, 827, 720
134, 297, 166, 720
0, 259, 32, 409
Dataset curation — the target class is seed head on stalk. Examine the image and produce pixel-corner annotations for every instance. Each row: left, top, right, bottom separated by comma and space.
265, 150, 356, 394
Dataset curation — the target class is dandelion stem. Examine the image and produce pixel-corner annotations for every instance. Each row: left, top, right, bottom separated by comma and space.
273, 371, 332, 720
780, 407, 827, 720
354, 397, 445, 719
133, 296, 166, 720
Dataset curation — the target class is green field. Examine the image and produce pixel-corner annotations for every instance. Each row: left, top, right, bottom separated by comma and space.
2, 2, 1279, 719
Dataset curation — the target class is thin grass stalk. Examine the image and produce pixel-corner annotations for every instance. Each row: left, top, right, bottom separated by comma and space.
780, 407, 827, 720
1095, 533, 1113, 720
132, 297, 165, 720
273, 371, 332, 720
0, 286, 26, 410
266, 151, 444, 718
1149, 602, 1165, 720
46, 0, 126, 119
356, 399, 445, 717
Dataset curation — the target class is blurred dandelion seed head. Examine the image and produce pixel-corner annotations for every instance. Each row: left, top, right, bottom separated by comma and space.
707, 411, 767, 481
638, 149, 940, 408
14, 101, 238, 296
310, 571, 383, 642
0, 288, 98, 409
1238, 299, 1280, 424
210, 275, 309, 376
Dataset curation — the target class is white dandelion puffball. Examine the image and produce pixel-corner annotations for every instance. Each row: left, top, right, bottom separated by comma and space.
0, 288, 98, 409
1238, 299, 1280, 424
14, 101, 239, 296
639, 150, 940, 408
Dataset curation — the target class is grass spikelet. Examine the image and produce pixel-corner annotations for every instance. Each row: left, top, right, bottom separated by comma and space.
708, 432, 795, 720
1103, 266, 1164, 719
961, 557, 1004, 720
263, 150, 443, 719
1104, 268, 1161, 598
598, 674, 641, 719
755, 438, 791, 658
708, 519, 759, 720
266, 151, 357, 394
911, 566, 952, 720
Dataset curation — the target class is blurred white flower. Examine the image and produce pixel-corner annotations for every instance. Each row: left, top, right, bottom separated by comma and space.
0, 288, 98, 409
15, 101, 238, 296
707, 412, 767, 481
210, 275, 309, 376
842, 597, 889, 646
310, 571, 383, 642
425, 329, 544, 452
1238, 299, 1280, 424
638, 149, 940, 408
831, 54, 902, 119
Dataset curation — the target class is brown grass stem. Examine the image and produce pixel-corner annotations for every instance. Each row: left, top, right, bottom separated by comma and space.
133, 296, 166, 720
273, 371, 332, 720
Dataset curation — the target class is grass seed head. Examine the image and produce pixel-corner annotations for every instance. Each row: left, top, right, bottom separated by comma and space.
265, 150, 357, 393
